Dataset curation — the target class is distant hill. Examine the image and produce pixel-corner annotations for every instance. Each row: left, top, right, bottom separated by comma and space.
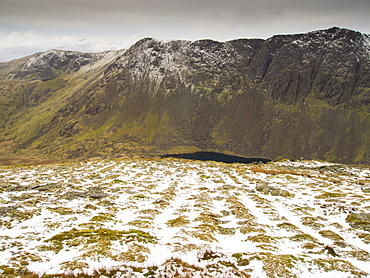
0, 27, 369, 164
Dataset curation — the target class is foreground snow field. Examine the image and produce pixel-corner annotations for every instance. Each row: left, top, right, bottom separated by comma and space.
0, 158, 369, 277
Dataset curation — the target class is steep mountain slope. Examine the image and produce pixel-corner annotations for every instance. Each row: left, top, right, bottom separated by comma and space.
0, 27, 369, 164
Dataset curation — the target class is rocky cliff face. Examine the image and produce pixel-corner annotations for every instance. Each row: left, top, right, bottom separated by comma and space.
0, 27, 369, 164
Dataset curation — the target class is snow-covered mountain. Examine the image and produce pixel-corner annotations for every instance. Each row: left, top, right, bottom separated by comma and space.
0, 27, 369, 164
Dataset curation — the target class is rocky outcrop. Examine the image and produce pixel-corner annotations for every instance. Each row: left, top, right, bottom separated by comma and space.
0, 27, 369, 164
346, 213, 370, 231
12, 50, 104, 81
255, 184, 295, 198
248, 28, 370, 107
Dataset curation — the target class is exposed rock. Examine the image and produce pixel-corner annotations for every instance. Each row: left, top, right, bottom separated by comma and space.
0, 206, 18, 216
34, 183, 60, 191
323, 246, 339, 257
218, 227, 236, 235
5, 185, 34, 192
255, 184, 295, 197
346, 213, 370, 231
58, 121, 81, 138
13, 50, 106, 81
86, 186, 109, 199
63, 191, 86, 200
64, 187, 108, 200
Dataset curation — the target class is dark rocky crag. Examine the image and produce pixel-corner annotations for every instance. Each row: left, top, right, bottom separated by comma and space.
0, 27, 369, 164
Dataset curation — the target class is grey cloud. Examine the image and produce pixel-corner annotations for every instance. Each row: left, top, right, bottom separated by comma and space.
2, 0, 368, 25
0, 0, 369, 53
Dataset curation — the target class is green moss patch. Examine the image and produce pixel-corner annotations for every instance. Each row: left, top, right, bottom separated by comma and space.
166, 216, 190, 227
301, 216, 325, 229
48, 207, 75, 215
89, 212, 115, 222
312, 258, 368, 277
277, 222, 300, 232
358, 233, 370, 244
250, 253, 301, 278
128, 220, 153, 229
246, 234, 276, 244
290, 233, 319, 243
315, 192, 346, 199
44, 228, 157, 253
318, 230, 344, 241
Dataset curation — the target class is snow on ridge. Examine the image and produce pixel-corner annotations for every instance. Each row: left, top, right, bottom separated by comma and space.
116, 38, 193, 83
363, 34, 370, 57
23, 49, 81, 69
116, 37, 243, 87
19, 48, 124, 74
78, 49, 126, 74
364, 34, 370, 46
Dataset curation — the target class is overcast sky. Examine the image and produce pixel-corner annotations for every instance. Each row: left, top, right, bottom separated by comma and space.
1, 0, 370, 62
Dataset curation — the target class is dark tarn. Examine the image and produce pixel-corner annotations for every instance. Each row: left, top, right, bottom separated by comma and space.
162, 152, 271, 164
